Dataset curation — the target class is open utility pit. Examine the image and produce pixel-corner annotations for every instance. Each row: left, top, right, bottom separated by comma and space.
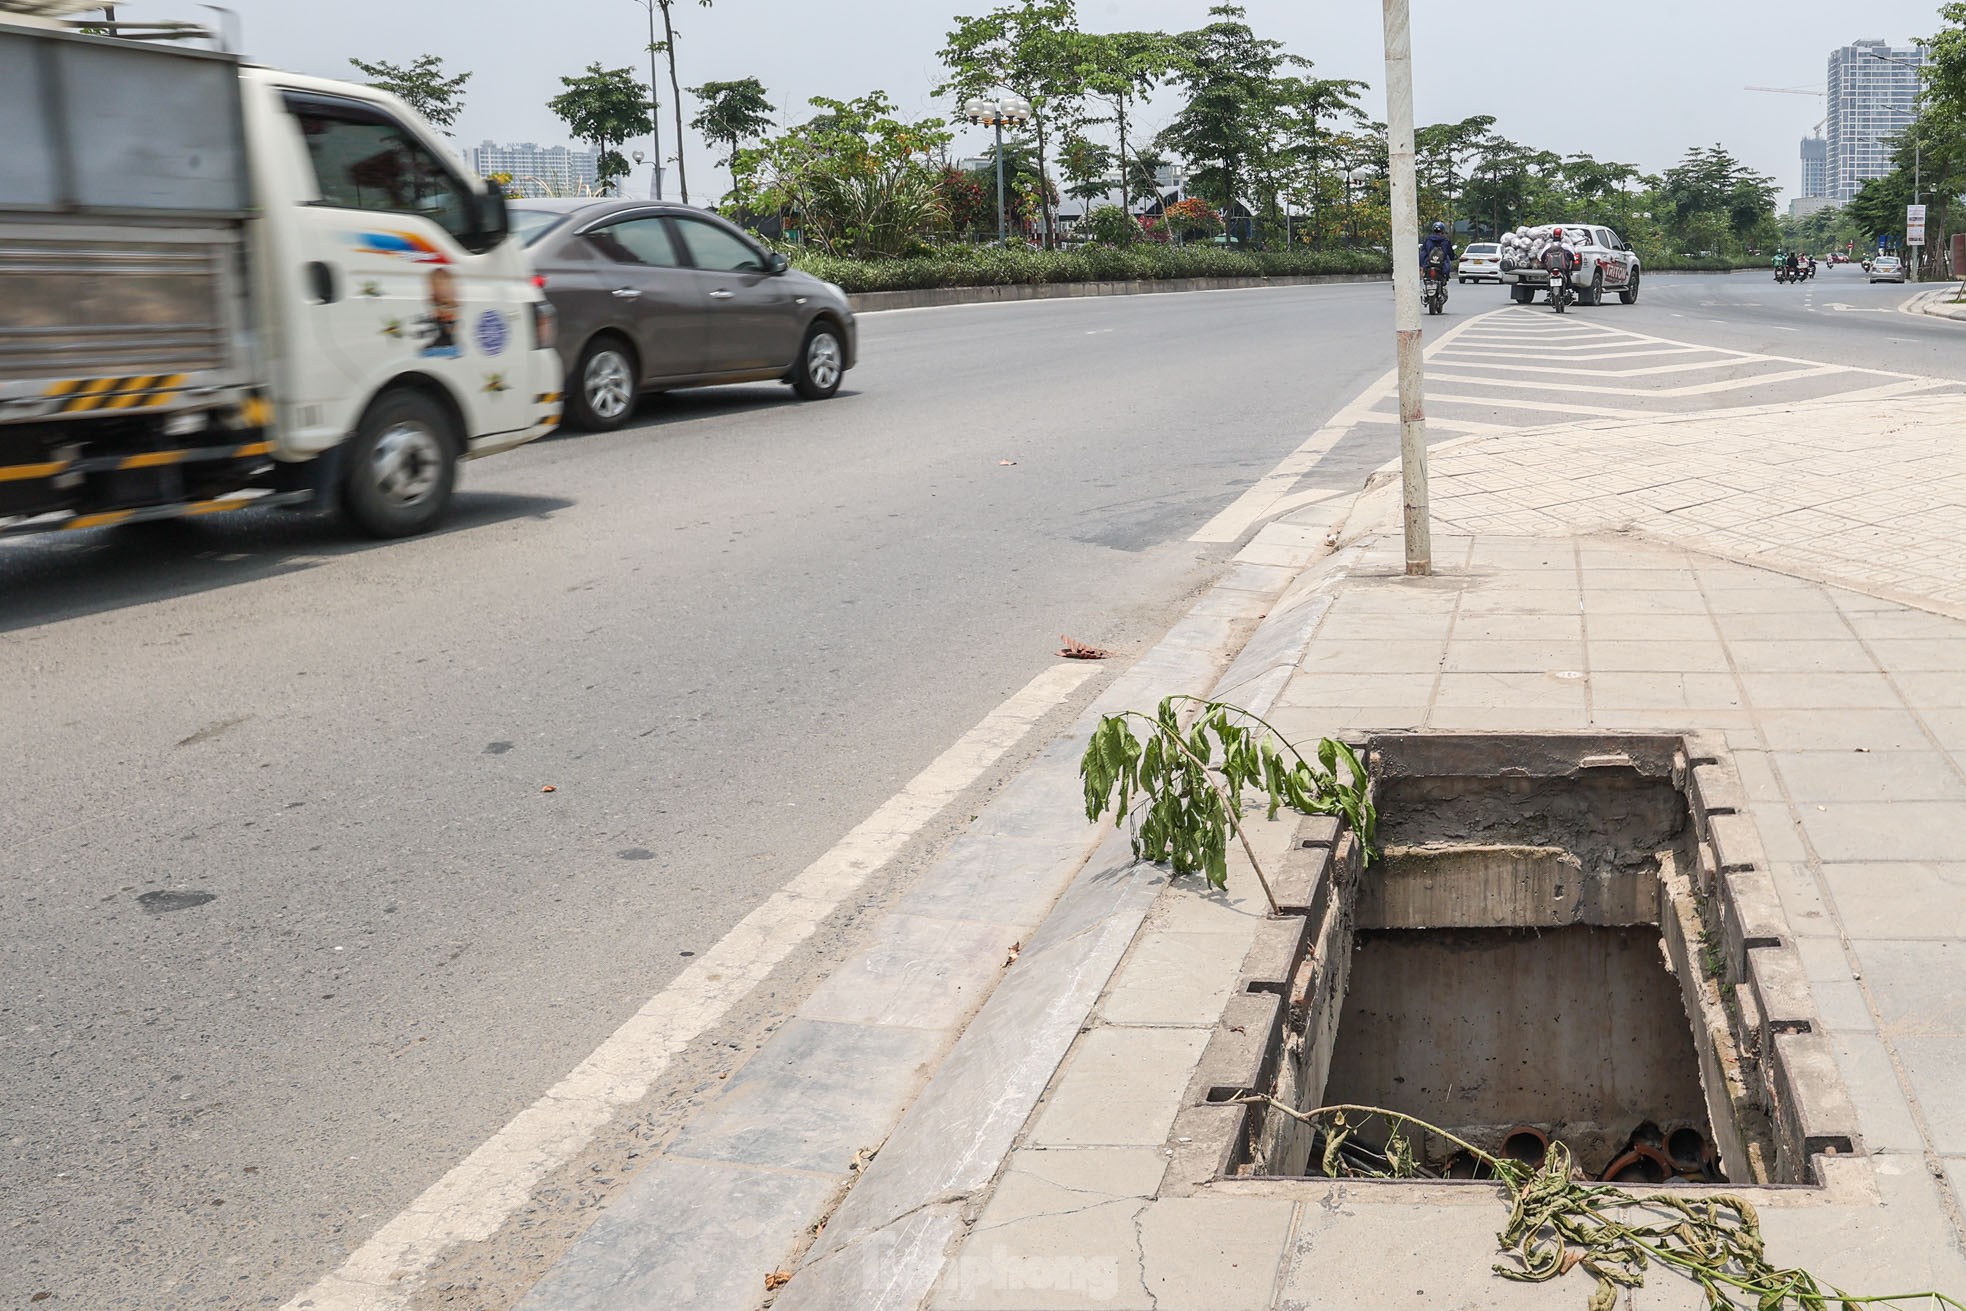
1211, 734, 1863, 1190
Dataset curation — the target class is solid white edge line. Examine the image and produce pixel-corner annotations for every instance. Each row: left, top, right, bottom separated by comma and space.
280, 660, 1102, 1311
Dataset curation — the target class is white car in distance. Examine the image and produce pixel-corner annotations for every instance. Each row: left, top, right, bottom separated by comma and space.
1458, 242, 1503, 283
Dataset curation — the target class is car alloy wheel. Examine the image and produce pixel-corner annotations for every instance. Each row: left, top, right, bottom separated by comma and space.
806, 332, 842, 392
584, 348, 634, 423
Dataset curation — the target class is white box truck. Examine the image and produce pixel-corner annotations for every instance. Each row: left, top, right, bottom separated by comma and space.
0, 5, 561, 538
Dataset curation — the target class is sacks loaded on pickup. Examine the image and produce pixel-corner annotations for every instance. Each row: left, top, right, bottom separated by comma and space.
1497, 225, 1587, 273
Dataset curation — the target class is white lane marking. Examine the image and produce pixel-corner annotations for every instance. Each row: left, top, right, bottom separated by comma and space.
1424, 355, 1772, 378
1188, 307, 1505, 544
1425, 363, 1846, 398
278, 661, 1101, 1311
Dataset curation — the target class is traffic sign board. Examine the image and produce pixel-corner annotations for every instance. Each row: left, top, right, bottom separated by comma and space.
1908, 203, 1928, 244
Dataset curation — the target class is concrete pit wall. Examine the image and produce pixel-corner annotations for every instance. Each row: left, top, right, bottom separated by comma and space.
1228, 733, 1851, 1185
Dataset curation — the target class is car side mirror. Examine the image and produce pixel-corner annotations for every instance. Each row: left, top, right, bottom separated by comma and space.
479, 178, 510, 244
766, 251, 789, 275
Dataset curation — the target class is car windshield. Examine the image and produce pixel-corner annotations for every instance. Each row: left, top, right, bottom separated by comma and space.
514, 209, 573, 246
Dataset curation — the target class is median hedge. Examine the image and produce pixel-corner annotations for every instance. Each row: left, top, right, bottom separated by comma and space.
790, 244, 1391, 293
1637, 254, 1771, 272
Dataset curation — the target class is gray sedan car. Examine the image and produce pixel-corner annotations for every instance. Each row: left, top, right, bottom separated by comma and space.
514, 199, 857, 430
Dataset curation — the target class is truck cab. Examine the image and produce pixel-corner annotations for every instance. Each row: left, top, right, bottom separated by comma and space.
0, 10, 561, 539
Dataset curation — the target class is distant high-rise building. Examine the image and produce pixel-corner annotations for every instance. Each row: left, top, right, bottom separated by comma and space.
1799, 136, 1827, 199
1825, 39, 1927, 202
469, 141, 602, 197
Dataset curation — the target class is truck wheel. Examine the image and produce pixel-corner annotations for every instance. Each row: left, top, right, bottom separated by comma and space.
1511, 284, 1534, 305
569, 335, 639, 431
343, 388, 457, 538
1618, 269, 1641, 305
791, 321, 844, 400
1580, 271, 1604, 306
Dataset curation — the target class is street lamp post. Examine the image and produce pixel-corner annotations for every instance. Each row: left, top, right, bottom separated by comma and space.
963, 96, 1032, 245
1867, 48, 1923, 281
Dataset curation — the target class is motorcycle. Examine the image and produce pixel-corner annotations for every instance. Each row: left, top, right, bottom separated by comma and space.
1774, 266, 1795, 284
1423, 254, 1449, 315
1547, 262, 1573, 313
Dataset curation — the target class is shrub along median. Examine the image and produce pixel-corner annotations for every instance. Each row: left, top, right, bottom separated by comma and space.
790, 244, 1392, 294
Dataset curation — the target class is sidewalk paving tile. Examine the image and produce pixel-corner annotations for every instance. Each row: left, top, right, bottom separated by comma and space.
1771, 750, 1966, 803
1831, 1031, 1929, 1153
1276, 672, 1438, 709
1587, 671, 1741, 708
1433, 671, 1588, 709
1885, 1038, 1966, 1154
1100, 930, 1256, 1027
1820, 863, 1966, 938
1585, 641, 1733, 673
1025, 1027, 1211, 1148
936, 1149, 1164, 1311
1727, 639, 1880, 673
1752, 708, 1930, 751
1739, 672, 1903, 709
1138, 1197, 1296, 1310
1440, 639, 1586, 672
1797, 801, 1966, 862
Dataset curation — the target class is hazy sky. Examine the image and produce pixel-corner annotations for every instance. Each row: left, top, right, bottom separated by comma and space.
160, 0, 1947, 205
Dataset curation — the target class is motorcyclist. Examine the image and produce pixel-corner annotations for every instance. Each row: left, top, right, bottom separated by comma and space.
1782, 249, 1799, 281
1541, 227, 1577, 299
1419, 221, 1455, 281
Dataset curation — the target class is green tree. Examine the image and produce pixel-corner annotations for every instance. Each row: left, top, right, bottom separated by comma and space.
647, 0, 714, 203
549, 64, 652, 194
688, 76, 775, 207
1659, 144, 1779, 253
349, 54, 472, 133
1157, 5, 1307, 226
1076, 30, 1181, 211
1414, 114, 1496, 233
1058, 136, 1115, 214
731, 92, 952, 256
1263, 74, 1368, 246
938, 0, 1087, 247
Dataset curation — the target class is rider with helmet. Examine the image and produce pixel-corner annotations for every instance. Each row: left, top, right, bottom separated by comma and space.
1419, 220, 1455, 280
1541, 226, 1577, 295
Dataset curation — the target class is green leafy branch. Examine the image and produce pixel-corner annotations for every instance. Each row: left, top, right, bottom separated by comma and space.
1079, 696, 1377, 916
1238, 1099, 1965, 1311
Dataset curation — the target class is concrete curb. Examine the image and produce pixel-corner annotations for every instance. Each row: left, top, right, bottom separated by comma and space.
516, 518, 1353, 1311
1902, 286, 1966, 320
845, 266, 1771, 314
772, 534, 1369, 1311
847, 272, 1389, 313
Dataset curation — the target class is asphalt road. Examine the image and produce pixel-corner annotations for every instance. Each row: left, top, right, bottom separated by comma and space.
2, 270, 1957, 1310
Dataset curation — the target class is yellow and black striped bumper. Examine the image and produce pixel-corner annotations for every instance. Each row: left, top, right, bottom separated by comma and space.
0, 438, 273, 487
534, 390, 564, 430
41, 374, 191, 413
0, 489, 313, 538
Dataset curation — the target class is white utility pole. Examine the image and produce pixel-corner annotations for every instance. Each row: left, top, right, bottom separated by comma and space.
1382, 0, 1431, 575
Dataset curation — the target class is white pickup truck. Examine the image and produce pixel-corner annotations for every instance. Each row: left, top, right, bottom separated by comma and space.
0, 4, 561, 539
1499, 223, 1643, 307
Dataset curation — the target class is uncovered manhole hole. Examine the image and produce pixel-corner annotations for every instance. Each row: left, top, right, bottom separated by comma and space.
1181, 733, 1861, 1190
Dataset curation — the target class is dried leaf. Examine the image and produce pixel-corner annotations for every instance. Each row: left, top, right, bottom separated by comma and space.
764, 1270, 792, 1291
1004, 941, 1021, 966
1059, 635, 1112, 660
541, 785, 557, 793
